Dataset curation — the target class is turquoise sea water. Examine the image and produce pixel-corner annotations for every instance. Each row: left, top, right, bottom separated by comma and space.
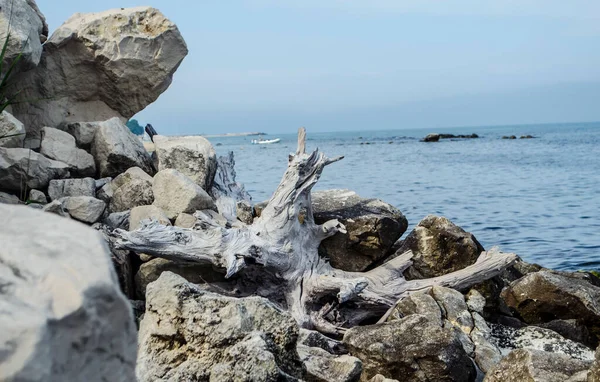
209, 122, 600, 271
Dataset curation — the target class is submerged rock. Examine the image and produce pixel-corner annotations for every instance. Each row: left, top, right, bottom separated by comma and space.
312, 189, 408, 272
11, 7, 188, 139
0, 147, 69, 191
136, 272, 303, 381
0, 204, 137, 381
393, 215, 484, 279
422, 133, 440, 142
483, 349, 591, 382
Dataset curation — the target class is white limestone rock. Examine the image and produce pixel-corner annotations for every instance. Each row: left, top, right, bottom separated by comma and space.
11, 7, 188, 140
0, 147, 69, 191
40, 127, 95, 177
0, 111, 25, 148
48, 178, 96, 201
0, 0, 47, 70
152, 169, 216, 219
0, 204, 137, 381
129, 205, 170, 231
58, 196, 106, 224
28, 189, 46, 204
109, 167, 154, 212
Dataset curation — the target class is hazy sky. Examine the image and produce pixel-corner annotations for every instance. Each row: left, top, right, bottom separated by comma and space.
39, 1, 600, 134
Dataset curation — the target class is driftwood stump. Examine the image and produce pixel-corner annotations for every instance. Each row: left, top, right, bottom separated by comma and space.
115, 128, 517, 336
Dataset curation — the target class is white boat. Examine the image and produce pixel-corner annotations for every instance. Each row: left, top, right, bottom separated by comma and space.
251, 138, 281, 144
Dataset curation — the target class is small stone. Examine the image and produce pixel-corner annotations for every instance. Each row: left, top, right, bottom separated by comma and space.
28, 189, 47, 204
152, 169, 216, 219
129, 205, 171, 231
466, 289, 486, 314
174, 212, 196, 228
59, 196, 106, 224
40, 127, 95, 177
0, 191, 20, 204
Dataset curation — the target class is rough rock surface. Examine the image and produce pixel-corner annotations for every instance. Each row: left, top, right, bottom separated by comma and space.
40, 127, 95, 177
0, 147, 69, 191
91, 118, 153, 178
11, 7, 188, 139
589, 346, 600, 382
62, 121, 100, 149
501, 271, 600, 344
109, 167, 154, 212
298, 345, 362, 382
394, 215, 484, 279
153, 169, 216, 219
0, 191, 20, 204
129, 205, 170, 231
174, 212, 196, 228
343, 314, 476, 382
0, 204, 136, 381
101, 211, 130, 230
136, 272, 303, 381
28, 189, 46, 204
58, 196, 106, 224
0, 0, 47, 70
483, 349, 591, 382
311, 189, 408, 272
0, 111, 26, 148
48, 177, 95, 201
298, 329, 348, 355
153, 135, 217, 191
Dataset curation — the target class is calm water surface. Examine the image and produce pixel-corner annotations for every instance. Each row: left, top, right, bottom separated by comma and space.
209, 123, 600, 271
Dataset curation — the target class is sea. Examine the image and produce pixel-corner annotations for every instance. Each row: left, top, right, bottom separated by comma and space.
208, 122, 600, 271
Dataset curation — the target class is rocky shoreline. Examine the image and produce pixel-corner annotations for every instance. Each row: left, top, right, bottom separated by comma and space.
1, 2, 599, 382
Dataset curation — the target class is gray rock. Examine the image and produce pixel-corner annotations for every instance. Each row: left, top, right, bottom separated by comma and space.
385, 290, 443, 326
28, 189, 46, 204
538, 319, 595, 349
134, 257, 225, 299
0, 147, 69, 191
483, 349, 591, 382
298, 328, 348, 355
236, 199, 253, 224
153, 169, 217, 219
58, 196, 106, 224
297, 345, 362, 382
0, 204, 136, 381
394, 215, 484, 279
62, 121, 100, 149
40, 127, 95, 177
129, 205, 170, 231
466, 289, 486, 314
471, 312, 503, 373
97, 182, 113, 204
0, 0, 46, 70
174, 212, 197, 228
343, 314, 476, 382
136, 272, 303, 381
311, 189, 408, 272
101, 211, 130, 231
589, 346, 600, 382
431, 285, 474, 335
422, 133, 440, 142
109, 167, 154, 212
368, 376, 399, 382
0, 191, 20, 204
48, 177, 96, 201
11, 7, 188, 140
501, 271, 600, 345
95, 177, 111, 190
91, 118, 153, 178
153, 135, 216, 191
42, 199, 69, 217
0, 111, 25, 148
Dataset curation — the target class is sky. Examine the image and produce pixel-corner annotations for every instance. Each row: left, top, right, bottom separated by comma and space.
38, 1, 600, 134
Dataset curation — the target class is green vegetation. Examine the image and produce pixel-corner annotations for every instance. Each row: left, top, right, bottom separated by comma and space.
126, 119, 144, 136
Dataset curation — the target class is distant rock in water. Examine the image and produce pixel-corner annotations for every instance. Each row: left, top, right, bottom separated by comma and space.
502, 135, 517, 140
422, 133, 479, 142
520, 135, 535, 139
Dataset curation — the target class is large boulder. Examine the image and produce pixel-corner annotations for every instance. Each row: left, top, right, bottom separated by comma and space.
153, 135, 217, 191
0, 204, 136, 381
0, 111, 25, 148
483, 349, 591, 382
0, 0, 47, 70
343, 314, 476, 382
393, 215, 484, 279
91, 118, 153, 178
136, 272, 303, 381
311, 189, 408, 272
48, 177, 95, 201
40, 127, 95, 177
501, 271, 600, 344
0, 147, 69, 191
153, 169, 216, 219
109, 167, 154, 212
11, 7, 188, 140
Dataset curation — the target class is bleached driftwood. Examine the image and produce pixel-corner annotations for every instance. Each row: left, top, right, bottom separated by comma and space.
115, 128, 517, 336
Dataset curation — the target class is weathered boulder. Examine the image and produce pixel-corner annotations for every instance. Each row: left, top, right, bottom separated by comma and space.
58, 196, 106, 224
343, 314, 476, 381
129, 205, 170, 231
48, 177, 95, 201
153, 135, 217, 191
62, 121, 100, 149
298, 345, 362, 382
501, 271, 600, 344
393, 215, 484, 279
109, 167, 154, 212
0, 191, 19, 204
11, 7, 188, 140
368, 376, 399, 382
42, 199, 69, 217
28, 189, 46, 204
0, 0, 47, 70
311, 189, 408, 271
153, 169, 216, 219
237, 199, 254, 224
422, 133, 440, 142
136, 272, 303, 381
483, 349, 591, 382
0, 147, 69, 191
298, 328, 348, 355
134, 257, 225, 299
101, 211, 130, 230
174, 212, 197, 228
0, 111, 25, 148
91, 118, 153, 178
589, 346, 600, 382
0, 204, 136, 381
40, 127, 95, 177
